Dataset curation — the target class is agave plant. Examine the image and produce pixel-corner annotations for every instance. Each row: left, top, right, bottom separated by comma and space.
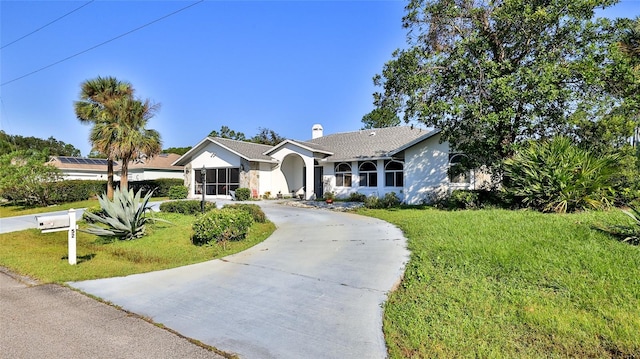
596, 206, 640, 246
620, 206, 640, 245
82, 187, 169, 240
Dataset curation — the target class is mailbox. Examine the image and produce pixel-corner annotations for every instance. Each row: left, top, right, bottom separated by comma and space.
37, 214, 70, 232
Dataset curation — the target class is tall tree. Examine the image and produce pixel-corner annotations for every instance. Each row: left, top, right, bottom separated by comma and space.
111, 97, 162, 191
617, 17, 640, 148
209, 126, 246, 141
250, 127, 286, 146
0, 131, 81, 157
361, 108, 401, 129
75, 76, 133, 199
372, 0, 621, 170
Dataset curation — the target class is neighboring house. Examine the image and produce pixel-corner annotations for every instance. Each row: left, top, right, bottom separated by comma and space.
173, 125, 479, 205
49, 153, 184, 181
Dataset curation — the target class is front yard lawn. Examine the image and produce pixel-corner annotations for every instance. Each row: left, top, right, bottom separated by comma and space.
0, 211, 275, 283
360, 208, 640, 358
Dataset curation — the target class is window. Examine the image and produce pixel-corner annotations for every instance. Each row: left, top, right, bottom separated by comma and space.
385, 160, 404, 187
335, 163, 352, 187
358, 161, 377, 187
449, 154, 471, 184
195, 167, 240, 195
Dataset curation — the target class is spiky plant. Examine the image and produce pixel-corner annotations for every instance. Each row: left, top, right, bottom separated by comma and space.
82, 187, 168, 240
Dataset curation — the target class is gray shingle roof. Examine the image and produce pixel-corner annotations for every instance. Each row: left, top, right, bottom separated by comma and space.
210, 137, 275, 162
304, 126, 439, 162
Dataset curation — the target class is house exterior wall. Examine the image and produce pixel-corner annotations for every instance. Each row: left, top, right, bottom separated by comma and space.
403, 133, 451, 204
186, 143, 242, 199
59, 170, 111, 181
258, 162, 273, 198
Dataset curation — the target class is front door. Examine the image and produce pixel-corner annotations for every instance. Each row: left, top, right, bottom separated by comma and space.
314, 166, 323, 198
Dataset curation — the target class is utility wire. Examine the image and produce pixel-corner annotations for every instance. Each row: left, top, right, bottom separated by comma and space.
1, 0, 95, 50
1, 0, 204, 87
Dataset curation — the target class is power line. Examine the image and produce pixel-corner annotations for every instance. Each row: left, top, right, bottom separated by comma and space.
1, 0, 95, 50
1, 0, 204, 87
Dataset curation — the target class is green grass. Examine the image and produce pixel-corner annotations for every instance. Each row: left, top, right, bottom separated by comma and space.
0, 212, 275, 283
358, 208, 640, 358
0, 197, 168, 218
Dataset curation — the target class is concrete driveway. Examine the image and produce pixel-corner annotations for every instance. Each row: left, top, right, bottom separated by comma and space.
70, 202, 409, 359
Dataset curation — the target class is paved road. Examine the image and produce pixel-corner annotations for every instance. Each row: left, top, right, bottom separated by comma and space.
0, 269, 224, 359
70, 202, 409, 359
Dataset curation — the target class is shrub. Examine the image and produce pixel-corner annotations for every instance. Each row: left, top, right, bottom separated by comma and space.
502, 136, 620, 213
82, 205, 106, 223
441, 189, 479, 210
348, 192, 367, 202
168, 185, 188, 200
365, 192, 401, 209
122, 178, 184, 197
234, 188, 251, 201
192, 208, 253, 245
81, 188, 170, 240
381, 192, 401, 208
47, 180, 106, 203
262, 191, 271, 199
159, 200, 216, 215
364, 195, 380, 209
223, 203, 267, 223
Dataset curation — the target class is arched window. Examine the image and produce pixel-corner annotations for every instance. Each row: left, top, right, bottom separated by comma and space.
449, 153, 471, 184
335, 162, 352, 187
385, 160, 404, 187
358, 161, 377, 187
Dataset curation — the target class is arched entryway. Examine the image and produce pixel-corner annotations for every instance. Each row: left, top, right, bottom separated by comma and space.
276, 153, 317, 199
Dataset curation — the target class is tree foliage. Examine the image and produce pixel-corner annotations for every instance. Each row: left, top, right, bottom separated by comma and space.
75, 76, 162, 195
208, 126, 286, 145
162, 146, 192, 155
0, 130, 81, 157
0, 151, 62, 206
361, 108, 401, 129
373, 0, 629, 169
250, 127, 286, 145
75, 76, 133, 199
209, 126, 247, 141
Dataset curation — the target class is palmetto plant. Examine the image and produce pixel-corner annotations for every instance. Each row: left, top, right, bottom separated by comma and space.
502, 136, 620, 213
82, 187, 169, 240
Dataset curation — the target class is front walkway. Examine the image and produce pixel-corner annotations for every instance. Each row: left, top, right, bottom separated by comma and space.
70, 201, 409, 359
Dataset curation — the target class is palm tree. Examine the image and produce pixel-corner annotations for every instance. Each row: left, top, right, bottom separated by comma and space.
75, 76, 133, 199
111, 97, 162, 191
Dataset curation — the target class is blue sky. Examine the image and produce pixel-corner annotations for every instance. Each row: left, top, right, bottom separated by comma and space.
1, 0, 639, 156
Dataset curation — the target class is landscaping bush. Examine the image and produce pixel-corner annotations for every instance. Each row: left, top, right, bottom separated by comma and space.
502, 136, 619, 213
168, 185, 188, 200
223, 203, 266, 223
235, 188, 251, 201
192, 208, 253, 245
365, 192, 401, 209
441, 189, 479, 210
159, 200, 216, 215
347, 192, 367, 202
48, 180, 105, 203
123, 178, 183, 197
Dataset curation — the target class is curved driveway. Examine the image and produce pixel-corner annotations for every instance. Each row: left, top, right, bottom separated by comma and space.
70, 202, 409, 359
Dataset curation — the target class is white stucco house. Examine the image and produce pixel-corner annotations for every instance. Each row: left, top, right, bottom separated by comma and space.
49, 153, 184, 181
173, 125, 476, 205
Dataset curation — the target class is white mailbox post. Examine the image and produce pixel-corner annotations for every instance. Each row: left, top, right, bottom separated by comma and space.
36, 209, 78, 265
